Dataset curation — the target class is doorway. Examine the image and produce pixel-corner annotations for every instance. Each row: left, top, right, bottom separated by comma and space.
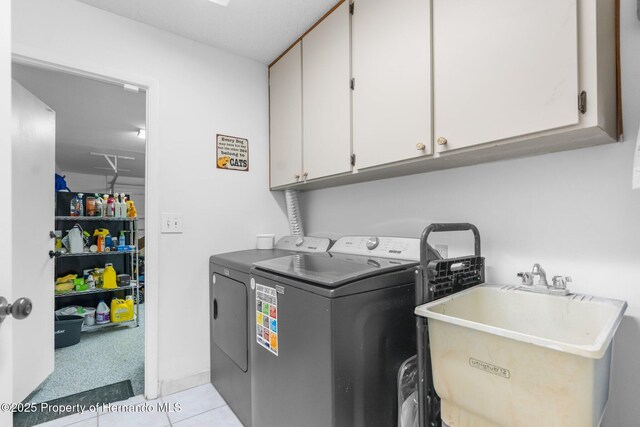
11, 60, 154, 422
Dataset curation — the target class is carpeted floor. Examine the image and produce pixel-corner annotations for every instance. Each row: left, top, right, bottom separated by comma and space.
26, 304, 145, 404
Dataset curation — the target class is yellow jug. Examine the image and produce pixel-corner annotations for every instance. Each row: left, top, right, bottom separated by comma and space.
110, 298, 134, 323
102, 264, 117, 289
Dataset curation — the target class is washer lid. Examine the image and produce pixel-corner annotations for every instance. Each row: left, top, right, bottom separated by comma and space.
253, 252, 417, 287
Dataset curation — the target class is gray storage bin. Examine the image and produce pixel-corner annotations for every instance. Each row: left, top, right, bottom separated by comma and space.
54, 315, 84, 348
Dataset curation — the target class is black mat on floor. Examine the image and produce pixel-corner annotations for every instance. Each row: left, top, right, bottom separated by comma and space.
14, 379, 133, 427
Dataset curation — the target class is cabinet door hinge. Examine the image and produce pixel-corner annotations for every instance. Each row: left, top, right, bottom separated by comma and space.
578, 91, 587, 114
350, 3, 354, 15
350, 78, 355, 90
350, 154, 356, 166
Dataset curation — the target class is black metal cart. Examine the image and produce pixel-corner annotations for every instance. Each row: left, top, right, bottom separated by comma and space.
414, 223, 485, 427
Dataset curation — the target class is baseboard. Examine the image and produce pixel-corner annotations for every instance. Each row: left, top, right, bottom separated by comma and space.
159, 370, 211, 397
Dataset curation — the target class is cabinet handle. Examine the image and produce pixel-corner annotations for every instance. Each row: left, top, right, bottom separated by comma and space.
416, 143, 426, 151
294, 174, 300, 181
302, 172, 308, 180
213, 298, 218, 319
437, 137, 448, 146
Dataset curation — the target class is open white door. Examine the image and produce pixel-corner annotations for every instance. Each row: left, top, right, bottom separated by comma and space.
11, 80, 56, 403
1, 1, 14, 424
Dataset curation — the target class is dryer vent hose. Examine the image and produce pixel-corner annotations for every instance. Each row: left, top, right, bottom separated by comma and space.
284, 189, 304, 237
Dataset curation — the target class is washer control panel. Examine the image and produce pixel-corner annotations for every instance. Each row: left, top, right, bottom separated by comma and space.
330, 236, 420, 261
275, 236, 332, 253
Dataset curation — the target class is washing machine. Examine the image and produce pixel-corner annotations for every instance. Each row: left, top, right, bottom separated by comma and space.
209, 236, 332, 427
249, 236, 440, 427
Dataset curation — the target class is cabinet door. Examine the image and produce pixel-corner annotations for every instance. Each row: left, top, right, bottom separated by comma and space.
302, 1, 352, 181
352, 0, 432, 169
434, 0, 579, 152
269, 42, 303, 188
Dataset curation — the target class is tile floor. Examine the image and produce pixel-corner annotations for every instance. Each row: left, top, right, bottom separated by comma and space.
37, 383, 243, 427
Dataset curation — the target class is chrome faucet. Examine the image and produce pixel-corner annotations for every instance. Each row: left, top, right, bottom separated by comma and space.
531, 263, 548, 287
517, 263, 571, 295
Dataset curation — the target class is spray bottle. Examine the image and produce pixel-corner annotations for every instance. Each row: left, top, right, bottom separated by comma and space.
95, 193, 103, 217
106, 194, 115, 217
102, 194, 109, 216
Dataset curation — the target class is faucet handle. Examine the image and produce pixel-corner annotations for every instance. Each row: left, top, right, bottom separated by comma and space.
517, 272, 533, 286
552, 276, 572, 290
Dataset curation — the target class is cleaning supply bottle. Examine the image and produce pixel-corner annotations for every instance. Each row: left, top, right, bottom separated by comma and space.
96, 300, 110, 324
118, 230, 126, 247
112, 193, 119, 217
68, 225, 84, 254
119, 195, 127, 218
106, 194, 115, 217
102, 194, 109, 216
102, 263, 117, 289
110, 298, 134, 323
70, 194, 79, 216
119, 194, 126, 218
126, 199, 137, 218
77, 193, 84, 216
95, 193, 103, 217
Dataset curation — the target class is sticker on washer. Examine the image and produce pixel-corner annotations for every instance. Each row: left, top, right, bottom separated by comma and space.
256, 284, 278, 356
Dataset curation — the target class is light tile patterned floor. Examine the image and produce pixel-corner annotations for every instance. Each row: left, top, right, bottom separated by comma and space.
37, 383, 243, 427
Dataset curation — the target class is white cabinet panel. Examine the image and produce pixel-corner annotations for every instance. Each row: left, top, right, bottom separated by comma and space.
302, 1, 352, 181
269, 42, 303, 188
353, 0, 432, 169
434, 0, 580, 152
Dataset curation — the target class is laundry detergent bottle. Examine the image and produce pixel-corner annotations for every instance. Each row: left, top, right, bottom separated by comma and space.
102, 263, 117, 289
96, 300, 110, 324
110, 298, 134, 323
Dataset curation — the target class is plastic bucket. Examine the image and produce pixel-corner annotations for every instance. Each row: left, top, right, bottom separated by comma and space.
54, 315, 84, 348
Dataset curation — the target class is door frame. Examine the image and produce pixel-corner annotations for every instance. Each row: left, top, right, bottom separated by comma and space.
11, 43, 161, 399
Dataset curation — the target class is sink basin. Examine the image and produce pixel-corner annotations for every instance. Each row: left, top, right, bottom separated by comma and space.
415, 284, 627, 427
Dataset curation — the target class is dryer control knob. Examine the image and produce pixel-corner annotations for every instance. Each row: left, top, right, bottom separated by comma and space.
366, 237, 380, 250
295, 237, 305, 247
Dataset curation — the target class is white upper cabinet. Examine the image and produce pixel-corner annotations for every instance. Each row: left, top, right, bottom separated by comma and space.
433, 0, 580, 152
352, 0, 432, 169
269, 42, 303, 188
268, 0, 616, 190
302, 1, 352, 181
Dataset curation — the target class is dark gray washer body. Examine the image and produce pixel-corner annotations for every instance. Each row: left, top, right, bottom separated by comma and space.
209, 249, 292, 427
249, 265, 417, 427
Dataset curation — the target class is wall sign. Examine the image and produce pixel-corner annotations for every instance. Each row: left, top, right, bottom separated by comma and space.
216, 134, 249, 171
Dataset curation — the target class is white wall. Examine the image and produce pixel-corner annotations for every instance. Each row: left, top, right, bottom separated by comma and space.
13, 0, 289, 395
302, 2, 640, 425
58, 171, 146, 237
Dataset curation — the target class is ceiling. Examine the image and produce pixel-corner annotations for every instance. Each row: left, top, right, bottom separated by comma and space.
75, 0, 337, 64
12, 63, 146, 178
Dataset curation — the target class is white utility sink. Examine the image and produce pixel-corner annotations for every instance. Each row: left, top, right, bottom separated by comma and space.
415, 284, 627, 427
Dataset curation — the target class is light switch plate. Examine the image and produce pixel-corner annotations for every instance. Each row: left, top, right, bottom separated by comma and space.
161, 213, 184, 233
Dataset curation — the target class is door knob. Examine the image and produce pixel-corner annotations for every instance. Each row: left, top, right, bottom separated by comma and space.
437, 137, 448, 146
0, 297, 32, 323
416, 143, 426, 151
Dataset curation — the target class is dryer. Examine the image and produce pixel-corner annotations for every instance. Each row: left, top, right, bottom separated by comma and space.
209, 236, 332, 426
